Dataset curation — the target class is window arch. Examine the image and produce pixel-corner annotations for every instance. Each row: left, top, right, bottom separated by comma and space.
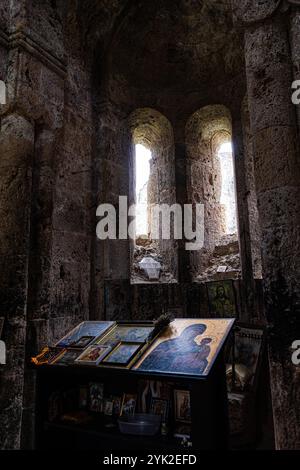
128, 108, 178, 284
135, 143, 152, 237
211, 131, 238, 236
218, 141, 237, 234
185, 105, 240, 281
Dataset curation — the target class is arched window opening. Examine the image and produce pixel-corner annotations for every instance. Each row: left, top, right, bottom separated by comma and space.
218, 141, 237, 235
135, 144, 152, 238
128, 108, 178, 284
186, 105, 241, 282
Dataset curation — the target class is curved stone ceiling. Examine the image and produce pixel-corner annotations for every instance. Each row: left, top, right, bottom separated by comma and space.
109, 0, 244, 91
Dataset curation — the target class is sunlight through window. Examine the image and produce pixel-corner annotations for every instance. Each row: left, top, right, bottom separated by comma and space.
135, 144, 152, 237
218, 142, 237, 234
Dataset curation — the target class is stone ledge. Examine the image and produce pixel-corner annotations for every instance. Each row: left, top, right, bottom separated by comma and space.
0, 27, 66, 79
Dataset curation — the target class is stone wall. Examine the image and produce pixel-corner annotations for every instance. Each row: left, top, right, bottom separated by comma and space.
0, 0, 299, 451
0, 0, 95, 449
241, 96, 262, 279
233, 0, 300, 449
0, 0, 258, 448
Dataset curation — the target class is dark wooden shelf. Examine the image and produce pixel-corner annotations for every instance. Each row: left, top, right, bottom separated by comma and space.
43, 420, 181, 451
35, 350, 229, 450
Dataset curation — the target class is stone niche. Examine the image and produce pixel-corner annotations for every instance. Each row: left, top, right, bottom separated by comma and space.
185, 105, 241, 282
128, 108, 178, 284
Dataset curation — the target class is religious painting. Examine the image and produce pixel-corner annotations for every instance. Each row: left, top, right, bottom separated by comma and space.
138, 380, 172, 414
104, 399, 114, 416
75, 345, 111, 366
55, 321, 115, 348
102, 342, 143, 367
120, 393, 137, 416
135, 319, 235, 376
96, 323, 155, 348
31, 346, 63, 366
174, 390, 191, 423
79, 386, 88, 409
234, 326, 263, 373
111, 396, 122, 417
50, 348, 82, 365
89, 383, 104, 413
150, 398, 169, 421
69, 336, 94, 348
207, 280, 237, 317
226, 324, 264, 391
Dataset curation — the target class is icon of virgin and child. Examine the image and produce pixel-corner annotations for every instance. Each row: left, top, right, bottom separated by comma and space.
138, 324, 212, 375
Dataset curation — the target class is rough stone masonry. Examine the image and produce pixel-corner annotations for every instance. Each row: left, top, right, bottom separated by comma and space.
0, 0, 299, 450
